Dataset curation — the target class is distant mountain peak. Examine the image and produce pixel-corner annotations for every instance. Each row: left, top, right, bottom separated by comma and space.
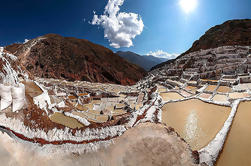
117, 51, 168, 71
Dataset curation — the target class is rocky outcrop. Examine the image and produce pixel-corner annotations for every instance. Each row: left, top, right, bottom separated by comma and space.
5, 34, 146, 85
152, 19, 251, 70
185, 19, 251, 55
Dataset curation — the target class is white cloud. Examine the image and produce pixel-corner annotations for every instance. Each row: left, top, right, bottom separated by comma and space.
23, 39, 30, 44
146, 50, 180, 59
91, 0, 144, 48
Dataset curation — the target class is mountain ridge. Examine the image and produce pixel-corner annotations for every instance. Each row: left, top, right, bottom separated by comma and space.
151, 19, 251, 70
117, 51, 167, 71
5, 34, 147, 85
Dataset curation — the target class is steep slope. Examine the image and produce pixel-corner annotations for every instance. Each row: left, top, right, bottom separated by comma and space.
185, 19, 251, 54
5, 34, 146, 85
117, 51, 167, 71
152, 19, 251, 70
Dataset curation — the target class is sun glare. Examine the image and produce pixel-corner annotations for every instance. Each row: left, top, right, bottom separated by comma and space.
179, 0, 198, 14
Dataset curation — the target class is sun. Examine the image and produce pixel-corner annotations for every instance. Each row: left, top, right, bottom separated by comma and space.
179, 0, 198, 14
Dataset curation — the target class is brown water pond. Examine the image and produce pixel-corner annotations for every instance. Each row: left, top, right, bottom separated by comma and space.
157, 85, 167, 93
160, 92, 184, 101
205, 85, 217, 92
76, 104, 89, 111
213, 94, 228, 102
217, 86, 231, 93
50, 112, 83, 129
199, 93, 212, 99
229, 92, 250, 99
216, 101, 251, 166
161, 99, 230, 150
72, 111, 108, 123
78, 93, 89, 96
185, 86, 198, 93
180, 90, 192, 97
201, 79, 218, 82
23, 81, 43, 98
69, 96, 78, 100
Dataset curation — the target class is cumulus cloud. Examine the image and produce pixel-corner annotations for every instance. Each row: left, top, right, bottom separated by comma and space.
91, 0, 144, 48
146, 50, 180, 59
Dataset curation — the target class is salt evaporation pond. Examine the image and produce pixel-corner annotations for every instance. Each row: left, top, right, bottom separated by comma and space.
213, 94, 228, 102
160, 92, 184, 101
161, 99, 230, 150
205, 85, 217, 92
229, 92, 250, 99
216, 101, 251, 166
199, 93, 212, 99
185, 86, 198, 93
23, 81, 43, 97
50, 112, 84, 129
217, 86, 231, 93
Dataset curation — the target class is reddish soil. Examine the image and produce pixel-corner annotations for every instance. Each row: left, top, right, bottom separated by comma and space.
184, 19, 251, 54
0, 125, 118, 145
5, 34, 146, 85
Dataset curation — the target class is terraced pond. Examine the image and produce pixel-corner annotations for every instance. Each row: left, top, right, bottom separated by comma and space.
50, 112, 84, 129
213, 94, 228, 102
160, 92, 184, 101
205, 85, 217, 92
157, 85, 167, 93
229, 92, 250, 99
23, 81, 43, 98
161, 99, 231, 150
216, 101, 251, 166
199, 93, 212, 99
185, 86, 198, 93
217, 86, 231, 93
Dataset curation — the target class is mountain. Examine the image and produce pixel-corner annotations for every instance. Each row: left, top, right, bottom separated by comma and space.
184, 19, 251, 55
1, 19, 251, 166
117, 51, 167, 71
144, 55, 168, 65
152, 19, 251, 70
5, 34, 146, 85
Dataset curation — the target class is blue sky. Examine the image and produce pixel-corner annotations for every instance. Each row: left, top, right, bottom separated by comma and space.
0, 0, 250, 57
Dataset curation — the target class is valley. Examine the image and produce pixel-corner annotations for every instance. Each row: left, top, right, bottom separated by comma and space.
0, 19, 250, 166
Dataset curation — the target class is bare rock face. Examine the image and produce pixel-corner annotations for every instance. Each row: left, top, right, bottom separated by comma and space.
5, 34, 146, 85
152, 19, 251, 70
